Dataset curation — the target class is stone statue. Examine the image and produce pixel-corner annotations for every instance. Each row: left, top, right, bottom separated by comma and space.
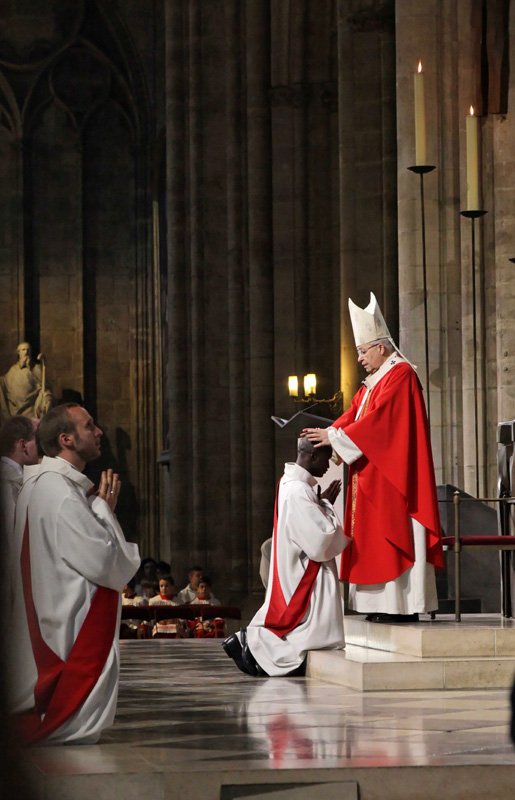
0, 342, 53, 422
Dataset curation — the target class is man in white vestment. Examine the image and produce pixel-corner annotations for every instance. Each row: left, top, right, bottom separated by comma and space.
0, 416, 39, 537
223, 438, 348, 677
8, 403, 140, 745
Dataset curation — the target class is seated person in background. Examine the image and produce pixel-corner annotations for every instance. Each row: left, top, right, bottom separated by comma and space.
120, 578, 151, 639
134, 557, 158, 594
148, 575, 178, 606
139, 579, 157, 602
176, 565, 204, 604
156, 560, 172, 580
122, 578, 147, 606
190, 577, 221, 606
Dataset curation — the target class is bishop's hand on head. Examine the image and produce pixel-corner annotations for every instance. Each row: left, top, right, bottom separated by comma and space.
302, 427, 331, 447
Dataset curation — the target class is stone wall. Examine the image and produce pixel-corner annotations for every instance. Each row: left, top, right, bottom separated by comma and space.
164, 0, 398, 600
0, 0, 513, 608
0, 0, 164, 548
396, 0, 514, 500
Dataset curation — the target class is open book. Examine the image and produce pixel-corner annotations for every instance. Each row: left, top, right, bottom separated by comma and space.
271, 406, 333, 436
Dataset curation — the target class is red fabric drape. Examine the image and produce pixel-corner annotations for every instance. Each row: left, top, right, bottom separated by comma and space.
264, 485, 321, 638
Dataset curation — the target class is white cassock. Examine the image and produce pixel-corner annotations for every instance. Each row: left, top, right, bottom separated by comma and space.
8, 456, 140, 744
1, 457, 23, 608
0, 456, 22, 532
245, 462, 349, 677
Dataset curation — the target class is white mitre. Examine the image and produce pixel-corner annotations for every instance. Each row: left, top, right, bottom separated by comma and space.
348, 292, 416, 369
348, 292, 391, 347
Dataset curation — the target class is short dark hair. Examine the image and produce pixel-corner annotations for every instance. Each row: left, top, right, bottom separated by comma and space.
34, 427, 45, 459
159, 574, 175, 585
189, 565, 203, 575
0, 416, 35, 457
38, 403, 81, 457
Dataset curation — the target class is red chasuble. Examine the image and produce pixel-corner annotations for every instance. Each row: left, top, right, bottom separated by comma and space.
334, 361, 444, 585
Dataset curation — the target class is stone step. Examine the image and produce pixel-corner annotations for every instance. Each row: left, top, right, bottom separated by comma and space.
345, 614, 515, 658
306, 614, 515, 691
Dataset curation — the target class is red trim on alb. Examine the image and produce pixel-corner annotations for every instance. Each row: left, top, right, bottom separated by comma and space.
264, 482, 321, 638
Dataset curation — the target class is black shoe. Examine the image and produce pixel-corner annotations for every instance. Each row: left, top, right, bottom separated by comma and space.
222, 631, 267, 677
240, 628, 268, 677
366, 613, 419, 624
222, 633, 251, 675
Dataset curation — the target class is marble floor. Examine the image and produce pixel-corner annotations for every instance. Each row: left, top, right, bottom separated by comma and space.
21, 638, 515, 800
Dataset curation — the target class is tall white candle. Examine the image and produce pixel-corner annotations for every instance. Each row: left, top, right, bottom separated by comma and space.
466, 106, 479, 210
414, 61, 427, 166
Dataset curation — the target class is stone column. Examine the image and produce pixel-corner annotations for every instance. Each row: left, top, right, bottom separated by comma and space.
491, 4, 515, 466
165, 0, 192, 581
396, 0, 512, 496
338, 0, 398, 402
246, 0, 276, 596
224, 0, 249, 595
396, 0, 451, 484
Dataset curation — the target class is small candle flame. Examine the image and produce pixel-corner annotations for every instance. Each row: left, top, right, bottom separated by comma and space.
470, 105, 475, 116
418, 61, 422, 73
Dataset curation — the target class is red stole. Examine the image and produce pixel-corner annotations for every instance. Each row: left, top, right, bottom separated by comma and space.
264, 483, 321, 638
16, 519, 119, 745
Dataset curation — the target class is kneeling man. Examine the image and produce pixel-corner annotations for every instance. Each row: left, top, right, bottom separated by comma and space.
9, 403, 140, 745
223, 438, 348, 677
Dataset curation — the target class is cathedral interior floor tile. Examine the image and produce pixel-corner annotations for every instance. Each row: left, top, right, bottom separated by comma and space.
19, 639, 515, 800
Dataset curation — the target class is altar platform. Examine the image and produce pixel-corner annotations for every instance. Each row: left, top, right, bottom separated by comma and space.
18, 632, 515, 800
307, 614, 515, 691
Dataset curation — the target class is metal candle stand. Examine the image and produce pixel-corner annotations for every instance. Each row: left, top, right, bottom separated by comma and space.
460, 208, 487, 498
408, 164, 436, 429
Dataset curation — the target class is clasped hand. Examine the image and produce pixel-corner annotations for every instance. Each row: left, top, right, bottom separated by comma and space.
97, 468, 121, 511
317, 480, 342, 506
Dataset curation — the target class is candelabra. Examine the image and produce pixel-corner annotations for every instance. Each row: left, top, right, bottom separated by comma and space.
460, 208, 487, 497
408, 164, 436, 429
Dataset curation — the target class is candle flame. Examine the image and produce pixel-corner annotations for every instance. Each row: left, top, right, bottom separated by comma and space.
303, 373, 317, 397
470, 105, 475, 116
288, 375, 298, 397
418, 61, 422, 73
